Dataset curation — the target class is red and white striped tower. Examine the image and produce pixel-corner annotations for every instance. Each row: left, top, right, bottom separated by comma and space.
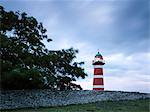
92, 52, 105, 90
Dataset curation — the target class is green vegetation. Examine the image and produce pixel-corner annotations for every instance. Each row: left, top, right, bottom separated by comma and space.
2, 99, 149, 112
0, 5, 87, 90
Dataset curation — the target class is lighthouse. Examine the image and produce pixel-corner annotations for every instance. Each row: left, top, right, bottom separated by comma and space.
92, 52, 105, 90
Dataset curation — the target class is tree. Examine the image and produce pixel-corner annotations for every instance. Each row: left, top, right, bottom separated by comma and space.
0, 5, 87, 90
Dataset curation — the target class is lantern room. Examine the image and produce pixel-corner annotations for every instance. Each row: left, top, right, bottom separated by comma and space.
92, 52, 105, 65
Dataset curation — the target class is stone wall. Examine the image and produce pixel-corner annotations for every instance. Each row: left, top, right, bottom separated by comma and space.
0, 90, 150, 110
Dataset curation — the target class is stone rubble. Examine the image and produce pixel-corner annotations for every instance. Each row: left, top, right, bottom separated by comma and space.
0, 90, 150, 110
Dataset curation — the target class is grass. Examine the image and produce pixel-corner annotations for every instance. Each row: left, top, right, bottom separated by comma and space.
2, 99, 150, 112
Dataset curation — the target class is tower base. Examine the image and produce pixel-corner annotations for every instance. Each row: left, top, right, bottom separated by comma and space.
93, 88, 104, 91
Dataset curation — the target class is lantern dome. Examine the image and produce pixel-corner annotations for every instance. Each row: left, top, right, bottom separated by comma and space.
95, 52, 103, 60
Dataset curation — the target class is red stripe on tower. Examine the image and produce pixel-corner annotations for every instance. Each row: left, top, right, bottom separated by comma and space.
92, 52, 105, 91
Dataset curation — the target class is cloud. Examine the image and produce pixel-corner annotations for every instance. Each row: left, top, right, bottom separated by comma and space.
105, 52, 150, 73
105, 52, 150, 93
105, 76, 150, 93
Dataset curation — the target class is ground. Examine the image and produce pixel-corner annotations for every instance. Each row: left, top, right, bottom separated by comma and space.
2, 99, 149, 112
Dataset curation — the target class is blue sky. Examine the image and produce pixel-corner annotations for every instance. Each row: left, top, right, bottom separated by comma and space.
1, 0, 149, 93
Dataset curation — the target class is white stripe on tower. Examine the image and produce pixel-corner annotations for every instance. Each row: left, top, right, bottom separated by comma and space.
94, 75, 103, 78
93, 85, 104, 88
94, 65, 103, 68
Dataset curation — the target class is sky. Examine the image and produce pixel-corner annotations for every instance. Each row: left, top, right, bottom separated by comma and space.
1, 0, 149, 93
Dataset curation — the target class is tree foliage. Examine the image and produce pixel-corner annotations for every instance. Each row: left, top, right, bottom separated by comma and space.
0, 6, 87, 90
